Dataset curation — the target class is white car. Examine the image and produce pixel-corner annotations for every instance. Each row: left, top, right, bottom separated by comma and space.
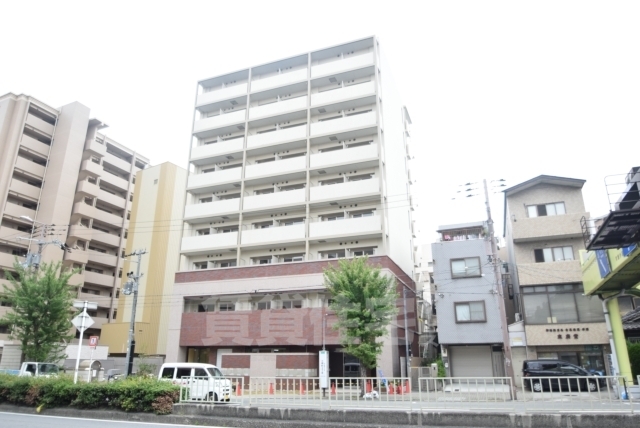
158, 362, 231, 402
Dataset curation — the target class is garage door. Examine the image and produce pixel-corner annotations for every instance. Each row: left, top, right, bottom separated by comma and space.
449, 345, 493, 377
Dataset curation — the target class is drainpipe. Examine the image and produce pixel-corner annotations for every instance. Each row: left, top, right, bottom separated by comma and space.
600, 292, 632, 382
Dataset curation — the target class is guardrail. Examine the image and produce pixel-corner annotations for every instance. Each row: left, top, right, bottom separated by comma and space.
178, 375, 244, 404
419, 377, 514, 412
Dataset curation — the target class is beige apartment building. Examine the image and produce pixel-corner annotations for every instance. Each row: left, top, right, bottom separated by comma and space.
0, 93, 148, 356
503, 175, 610, 385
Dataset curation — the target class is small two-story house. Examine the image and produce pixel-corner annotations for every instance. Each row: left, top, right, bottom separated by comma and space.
432, 221, 506, 377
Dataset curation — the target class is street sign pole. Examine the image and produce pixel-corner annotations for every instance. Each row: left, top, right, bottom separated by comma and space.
72, 301, 96, 384
73, 302, 87, 384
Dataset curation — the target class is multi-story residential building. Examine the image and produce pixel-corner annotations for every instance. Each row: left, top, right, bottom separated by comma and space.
431, 221, 506, 377
167, 36, 418, 378
0, 93, 148, 359
503, 175, 609, 384
101, 162, 187, 357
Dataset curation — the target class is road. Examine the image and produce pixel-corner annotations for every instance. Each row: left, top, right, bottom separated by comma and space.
0, 412, 225, 428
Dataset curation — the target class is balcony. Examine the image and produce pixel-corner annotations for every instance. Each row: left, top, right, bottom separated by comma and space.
246, 125, 306, 150
97, 188, 127, 210
21, 134, 50, 157
193, 110, 246, 135
240, 224, 305, 247
3, 201, 36, 223
80, 159, 104, 177
25, 113, 55, 136
99, 170, 130, 192
311, 52, 375, 79
88, 250, 118, 267
0, 226, 29, 245
243, 188, 306, 213
511, 212, 586, 242
9, 179, 41, 200
311, 81, 376, 107
84, 271, 115, 288
249, 96, 307, 121
310, 111, 376, 137
103, 153, 132, 173
14, 156, 45, 179
518, 260, 583, 286
181, 231, 238, 254
310, 178, 380, 205
187, 168, 242, 193
310, 144, 378, 171
77, 292, 112, 309
90, 230, 122, 248
0, 252, 24, 269
64, 249, 89, 265
251, 68, 308, 93
309, 215, 382, 241
184, 198, 240, 222
197, 83, 248, 106
68, 225, 93, 242
84, 140, 107, 157
72, 202, 125, 228
190, 138, 244, 165
245, 156, 306, 182
76, 180, 100, 198
67, 273, 84, 287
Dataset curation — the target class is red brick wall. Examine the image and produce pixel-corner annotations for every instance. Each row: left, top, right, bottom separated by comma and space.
221, 354, 250, 368
276, 353, 318, 369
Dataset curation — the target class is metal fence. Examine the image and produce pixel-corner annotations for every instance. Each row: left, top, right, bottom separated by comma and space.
177, 375, 638, 414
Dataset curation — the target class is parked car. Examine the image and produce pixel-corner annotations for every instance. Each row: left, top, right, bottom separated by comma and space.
18, 362, 59, 378
106, 369, 123, 382
158, 362, 231, 402
522, 360, 606, 392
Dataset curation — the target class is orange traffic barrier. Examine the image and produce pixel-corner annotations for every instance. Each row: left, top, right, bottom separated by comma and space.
388, 383, 395, 395
236, 382, 242, 396
268, 382, 274, 395
366, 380, 372, 393
299, 380, 306, 395
404, 380, 410, 394
331, 382, 336, 395
396, 384, 403, 395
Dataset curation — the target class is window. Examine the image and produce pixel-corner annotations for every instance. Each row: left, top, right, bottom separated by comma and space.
194, 261, 208, 270
319, 177, 343, 186
176, 368, 191, 379
254, 221, 272, 229
257, 301, 271, 310
323, 213, 344, 221
352, 248, 374, 257
319, 146, 342, 153
280, 183, 305, 191
279, 152, 305, 159
199, 197, 212, 203
282, 300, 303, 309
283, 255, 304, 262
203, 168, 215, 173
450, 257, 481, 278
325, 250, 345, 259
283, 218, 304, 226
219, 225, 238, 233
219, 260, 237, 268
255, 188, 274, 195
534, 246, 574, 262
254, 257, 272, 265
348, 174, 373, 182
526, 202, 566, 217
347, 140, 373, 148
455, 301, 486, 323
522, 284, 605, 324
256, 157, 275, 164
351, 210, 374, 218
196, 228, 210, 236
153, 179, 158, 185
219, 302, 235, 311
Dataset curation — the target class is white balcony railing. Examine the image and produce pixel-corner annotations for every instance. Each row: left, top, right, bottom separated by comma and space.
309, 215, 382, 239
311, 81, 376, 107
14, 156, 45, 178
240, 224, 305, 246
184, 198, 240, 221
187, 168, 242, 190
310, 178, 380, 204
197, 83, 248, 106
249, 96, 307, 121
251, 68, 308, 93
181, 231, 239, 253
310, 111, 376, 137
193, 109, 246, 134
310, 144, 378, 170
311, 52, 375, 78
21, 134, 50, 157
243, 188, 306, 212
245, 156, 306, 181
190, 138, 244, 163
246, 125, 307, 150
9, 179, 41, 200
25, 114, 55, 136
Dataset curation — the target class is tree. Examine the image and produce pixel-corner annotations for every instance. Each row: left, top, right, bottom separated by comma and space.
324, 257, 398, 388
1, 261, 77, 363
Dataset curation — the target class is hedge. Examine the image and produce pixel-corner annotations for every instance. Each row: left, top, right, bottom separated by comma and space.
628, 340, 640, 383
0, 374, 180, 414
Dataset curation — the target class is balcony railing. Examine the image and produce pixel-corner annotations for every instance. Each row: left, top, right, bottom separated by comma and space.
25, 113, 55, 136
21, 134, 50, 157
9, 179, 41, 200
251, 68, 308, 93
84, 270, 115, 288
190, 138, 244, 163
243, 188, 306, 212
84, 140, 107, 157
193, 109, 246, 135
311, 81, 376, 107
90, 230, 121, 248
80, 159, 104, 177
68, 224, 92, 241
240, 224, 305, 246
311, 52, 375, 78
184, 198, 240, 221
181, 231, 239, 253
310, 178, 380, 204
103, 152, 132, 173
2, 201, 36, 223
249, 96, 308, 121
310, 111, 376, 137
309, 215, 382, 240
512, 212, 586, 242
76, 180, 100, 198
99, 170, 130, 191
246, 125, 307, 150
245, 156, 306, 181
14, 156, 45, 178
96, 188, 127, 210
310, 144, 378, 170
0, 252, 24, 269
187, 168, 242, 191
87, 250, 118, 268
197, 83, 248, 106
64, 249, 89, 265
72, 202, 125, 228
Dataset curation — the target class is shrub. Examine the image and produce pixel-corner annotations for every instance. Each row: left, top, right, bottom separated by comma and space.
0, 375, 179, 414
628, 340, 640, 383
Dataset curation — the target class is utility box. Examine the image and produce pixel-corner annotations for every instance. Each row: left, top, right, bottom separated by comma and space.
430, 363, 438, 378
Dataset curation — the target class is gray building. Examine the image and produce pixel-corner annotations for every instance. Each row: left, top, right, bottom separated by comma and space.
432, 221, 505, 377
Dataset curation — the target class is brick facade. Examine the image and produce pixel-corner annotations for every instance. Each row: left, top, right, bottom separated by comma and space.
276, 353, 318, 369
221, 354, 251, 368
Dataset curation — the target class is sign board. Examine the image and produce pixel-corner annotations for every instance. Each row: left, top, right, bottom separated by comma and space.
622, 243, 638, 257
596, 250, 611, 278
89, 336, 99, 349
319, 350, 329, 389
71, 312, 94, 332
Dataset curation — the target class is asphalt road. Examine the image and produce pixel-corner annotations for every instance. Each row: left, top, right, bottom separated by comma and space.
0, 412, 224, 428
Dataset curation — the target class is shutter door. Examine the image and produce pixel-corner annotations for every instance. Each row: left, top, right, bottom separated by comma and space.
449, 345, 493, 377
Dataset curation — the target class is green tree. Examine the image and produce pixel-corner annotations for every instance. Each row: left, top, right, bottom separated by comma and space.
324, 257, 398, 386
627, 340, 640, 382
1, 261, 77, 362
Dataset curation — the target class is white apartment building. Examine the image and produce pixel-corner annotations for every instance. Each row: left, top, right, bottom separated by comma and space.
167, 37, 419, 378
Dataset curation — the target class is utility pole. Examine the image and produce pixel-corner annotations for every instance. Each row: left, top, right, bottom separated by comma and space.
482, 179, 517, 400
18, 216, 71, 270
123, 249, 147, 377
403, 288, 411, 379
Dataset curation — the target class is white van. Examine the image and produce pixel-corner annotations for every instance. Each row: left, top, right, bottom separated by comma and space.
158, 362, 231, 402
